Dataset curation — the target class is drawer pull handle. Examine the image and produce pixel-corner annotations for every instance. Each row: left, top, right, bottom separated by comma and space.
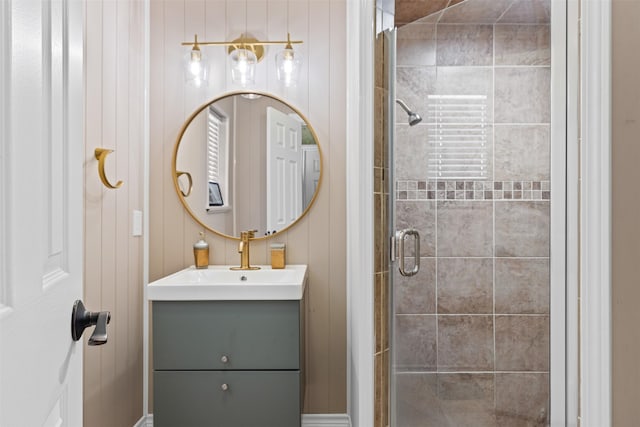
221, 355, 229, 363
221, 383, 229, 391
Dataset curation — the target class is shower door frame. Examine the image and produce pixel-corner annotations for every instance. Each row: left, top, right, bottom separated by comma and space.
385, 0, 577, 424
345, 0, 610, 425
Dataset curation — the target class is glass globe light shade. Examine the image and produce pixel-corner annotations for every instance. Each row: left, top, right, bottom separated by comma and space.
230, 48, 257, 87
184, 47, 208, 87
275, 47, 301, 87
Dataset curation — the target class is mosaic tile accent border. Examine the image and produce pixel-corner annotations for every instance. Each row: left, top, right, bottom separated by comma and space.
396, 180, 551, 201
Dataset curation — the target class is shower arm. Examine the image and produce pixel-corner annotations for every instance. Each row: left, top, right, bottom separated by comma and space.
395, 99, 412, 114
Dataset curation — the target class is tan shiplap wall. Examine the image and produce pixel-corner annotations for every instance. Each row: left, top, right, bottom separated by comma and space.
84, 1, 145, 426
149, 0, 346, 413
612, 1, 640, 425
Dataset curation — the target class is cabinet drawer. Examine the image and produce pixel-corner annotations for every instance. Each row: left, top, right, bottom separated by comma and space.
153, 300, 300, 370
153, 370, 301, 427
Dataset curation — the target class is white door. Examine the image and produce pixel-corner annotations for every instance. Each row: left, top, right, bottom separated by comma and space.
266, 107, 303, 234
302, 145, 320, 208
0, 0, 84, 425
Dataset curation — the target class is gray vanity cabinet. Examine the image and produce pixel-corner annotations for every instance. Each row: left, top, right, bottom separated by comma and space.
153, 298, 305, 427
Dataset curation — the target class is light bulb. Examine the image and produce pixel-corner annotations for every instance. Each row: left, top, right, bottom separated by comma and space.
189, 50, 202, 76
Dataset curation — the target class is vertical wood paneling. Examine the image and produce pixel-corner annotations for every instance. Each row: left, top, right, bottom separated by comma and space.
83, 0, 104, 422
98, 3, 118, 425
162, 0, 187, 278
328, 0, 347, 412
84, 0, 145, 426
305, 0, 331, 412
182, 0, 207, 268
115, 1, 131, 424
149, 0, 346, 413
149, 0, 165, 283
612, 1, 640, 424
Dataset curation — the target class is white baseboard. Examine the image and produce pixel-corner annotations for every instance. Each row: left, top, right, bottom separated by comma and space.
302, 414, 351, 427
136, 413, 350, 427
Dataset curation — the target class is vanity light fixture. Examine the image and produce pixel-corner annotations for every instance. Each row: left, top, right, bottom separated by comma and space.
181, 33, 303, 88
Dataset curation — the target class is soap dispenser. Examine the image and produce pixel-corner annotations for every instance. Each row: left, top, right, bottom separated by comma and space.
193, 232, 209, 269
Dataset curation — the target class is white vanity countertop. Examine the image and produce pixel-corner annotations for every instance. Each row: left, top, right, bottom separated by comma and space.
147, 264, 308, 301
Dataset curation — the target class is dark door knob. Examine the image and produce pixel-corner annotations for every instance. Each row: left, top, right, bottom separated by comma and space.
71, 300, 111, 345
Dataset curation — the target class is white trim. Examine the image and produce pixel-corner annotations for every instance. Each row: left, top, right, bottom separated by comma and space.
346, 0, 375, 426
565, 0, 581, 425
302, 414, 351, 427
138, 414, 350, 427
0, 0, 9, 312
580, 0, 612, 425
550, 0, 572, 425
142, 0, 151, 418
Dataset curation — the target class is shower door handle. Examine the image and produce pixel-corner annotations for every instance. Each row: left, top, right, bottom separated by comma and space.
395, 229, 420, 277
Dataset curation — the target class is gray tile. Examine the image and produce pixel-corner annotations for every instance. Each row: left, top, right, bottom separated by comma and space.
437, 201, 493, 257
436, 24, 493, 66
494, 125, 550, 181
434, 66, 493, 96
495, 315, 549, 371
498, 0, 551, 24
396, 67, 436, 124
395, 0, 449, 27
374, 87, 385, 168
438, 374, 497, 427
495, 67, 550, 124
395, 258, 437, 314
397, 22, 437, 66
495, 258, 549, 314
395, 315, 437, 370
395, 124, 429, 180
495, 25, 551, 65
395, 373, 449, 427
375, 273, 384, 353
374, 193, 385, 273
496, 373, 549, 426
382, 89, 390, 169
495, 201, 549, 257
440, 0, 513, 23
438, 315, 494, 371
396, 200, 437, 256
438, 258, 493, 314
374, 34, 385, 90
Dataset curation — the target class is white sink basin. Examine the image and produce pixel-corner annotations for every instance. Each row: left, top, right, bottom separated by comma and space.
147, 265, 308, 301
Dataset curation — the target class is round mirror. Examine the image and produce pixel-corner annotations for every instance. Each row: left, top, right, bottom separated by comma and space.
173, 91, 323, 240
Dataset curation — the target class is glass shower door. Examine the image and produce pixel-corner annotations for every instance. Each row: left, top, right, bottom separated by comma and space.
388, 1, 563, 425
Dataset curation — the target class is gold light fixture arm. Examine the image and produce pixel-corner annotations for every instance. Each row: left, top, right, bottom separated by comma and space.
176, 171, 193, 197
95, 148, 123, 189
181, 33, 303, 63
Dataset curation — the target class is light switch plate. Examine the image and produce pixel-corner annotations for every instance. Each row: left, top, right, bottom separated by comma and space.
132, 210, 143, 236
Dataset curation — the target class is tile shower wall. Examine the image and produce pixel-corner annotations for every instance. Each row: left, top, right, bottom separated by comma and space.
393, 19, 551, 427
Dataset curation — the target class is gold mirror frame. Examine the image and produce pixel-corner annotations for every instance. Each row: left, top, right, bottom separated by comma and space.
172, 90, 324, 241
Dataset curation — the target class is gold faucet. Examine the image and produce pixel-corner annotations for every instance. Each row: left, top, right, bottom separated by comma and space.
230, 230, 261, 271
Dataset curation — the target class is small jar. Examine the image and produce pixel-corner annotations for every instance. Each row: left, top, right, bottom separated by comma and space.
270, 243, 286, 269
193, 232, 209, 269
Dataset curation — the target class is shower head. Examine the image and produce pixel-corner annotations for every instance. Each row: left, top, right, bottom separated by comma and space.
395, 99, 422, 126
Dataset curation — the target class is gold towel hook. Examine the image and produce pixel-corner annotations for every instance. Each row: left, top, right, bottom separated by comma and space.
176, 171, 193, 197
95, 148, 123, 189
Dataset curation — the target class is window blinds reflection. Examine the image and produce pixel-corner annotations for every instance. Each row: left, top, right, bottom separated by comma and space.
427, 94, 489, 180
